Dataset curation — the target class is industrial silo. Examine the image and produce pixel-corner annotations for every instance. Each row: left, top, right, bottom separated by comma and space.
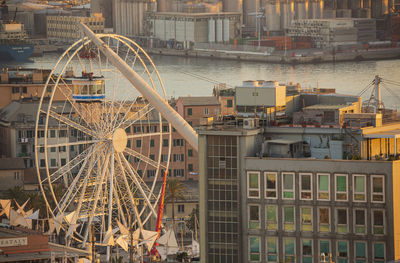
243, 0, 257, 29
223, 0, 242, 12
295, 1, 308, 20
264, 1, 282, 32
280, 1, 294, 30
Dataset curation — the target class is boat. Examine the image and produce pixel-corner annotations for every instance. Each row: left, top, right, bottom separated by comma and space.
156, 229, 180, 261
0, 3, 34, 61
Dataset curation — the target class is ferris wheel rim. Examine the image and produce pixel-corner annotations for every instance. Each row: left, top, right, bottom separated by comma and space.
34, 34, 172, 244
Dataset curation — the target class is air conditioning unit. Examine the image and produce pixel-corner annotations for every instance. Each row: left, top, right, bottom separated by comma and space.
243, 118, 258, 129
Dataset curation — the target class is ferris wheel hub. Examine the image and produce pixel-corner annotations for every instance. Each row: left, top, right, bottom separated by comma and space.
112, 128, 128, 153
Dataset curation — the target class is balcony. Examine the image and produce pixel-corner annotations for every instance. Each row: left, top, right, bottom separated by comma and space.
18, 138, 30, 143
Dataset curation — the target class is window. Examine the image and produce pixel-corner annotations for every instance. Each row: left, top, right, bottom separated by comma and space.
284, 238, 295, 263
12, 87, 19, 93
136, 140, 141, 148
22, 87, 27, 93
161, 155, 169, 162
178, 204, 184, 213
173, 169, 184, 177
162, 125, 169, 132
283, 206, 295, 231
50, 130, 56, 138
265, 172, 277, 199
318, 173, 330, 200
249, 205, 260, 229
227, 99, 233, 108
355, 241, 367, 263
188, 164, 193, 172
50, 147, 56, 152
50, 159, 56, 167
59, 130, 67, 137
125, 126, 131, 133
14, 172, 20, 180
266, 237, 278, 262
337, 241, 348, 263
372, 210, 384, 235
173, 154, 184, 162
204, 108, 209, 115
300, 173, 312, 200
59, 146, 66, 152
319, 240, 330, 262
61, 158, 66, 166
37, 130, 44, 138
282, 172, 295, 199
150, 155, 155, 161
26, 130, 34, 138
319, 207, 330, 232
354, 209, 366, 234
302, 239, 313, 263
188, 149, 193, 157
249, 236, 260, 261
187, 108, 192, 116
336, 208, 348, 233
353, 174, 366, 202
147, 170, 156, 177
373, 243, 385, 262
173, 139, 184, 146
266, 205, 277, 230
163, 139, 168, 147
247, 171, 260, 198
335, 174, 348, 201
371, 175, 385, 202
150, 139, 155, 147
301, 207, 312, 231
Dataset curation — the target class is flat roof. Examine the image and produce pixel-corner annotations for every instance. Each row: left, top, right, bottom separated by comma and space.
363, 129, 400, 139
303, 104, 351, 110
265, 139, 303, 145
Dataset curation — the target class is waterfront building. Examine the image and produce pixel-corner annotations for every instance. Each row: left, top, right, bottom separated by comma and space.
46, 14, 105, 42
198, 125, 400, 263
146, 12, 242, 44
287, 18, 376, 48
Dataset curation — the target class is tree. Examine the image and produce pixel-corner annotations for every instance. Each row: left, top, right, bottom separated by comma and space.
186, 205, 199, 234
165, 179, 186, 231
6, 186, 27, 205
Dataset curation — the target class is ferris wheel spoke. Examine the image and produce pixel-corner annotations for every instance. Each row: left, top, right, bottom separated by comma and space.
124, 148, 166, 169
122, 158, 157, 201
112, 179, 129, 227
43, 109, 100, 139
126, 132, 164, 139
114, 104, 154, 132
115, 153, 144, 228
82, 150, 111, 246
120, 153, 158, 218
42, 144, 97, 184
55, 146, 102, 217
42, 139, 103, 150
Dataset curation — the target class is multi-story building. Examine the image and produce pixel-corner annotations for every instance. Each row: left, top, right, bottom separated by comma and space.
0, 101, 76, 170
198, 126, 400, 263
0, 68, 67, 110
46, 14, 105, 42
175, 96, 221, 127
0, 158, 25, 193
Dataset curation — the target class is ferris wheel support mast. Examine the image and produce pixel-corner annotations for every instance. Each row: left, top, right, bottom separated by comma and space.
79, 23, 199, 151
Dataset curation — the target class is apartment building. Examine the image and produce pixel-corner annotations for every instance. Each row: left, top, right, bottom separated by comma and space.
46, 13, 104, 41
0, 68, 67, 110
0, 158, 25, 192
198, 127, 400, 263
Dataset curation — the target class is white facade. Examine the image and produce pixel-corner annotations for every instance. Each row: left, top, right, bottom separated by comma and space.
235, 81, 287, 107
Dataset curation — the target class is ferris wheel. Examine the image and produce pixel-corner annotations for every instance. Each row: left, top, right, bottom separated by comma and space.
34, 33, 174, 248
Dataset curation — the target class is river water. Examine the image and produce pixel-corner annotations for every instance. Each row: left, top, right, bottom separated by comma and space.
4, 53, 400, 108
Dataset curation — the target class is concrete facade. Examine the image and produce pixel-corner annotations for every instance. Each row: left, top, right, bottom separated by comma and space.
198, 127, 400, 263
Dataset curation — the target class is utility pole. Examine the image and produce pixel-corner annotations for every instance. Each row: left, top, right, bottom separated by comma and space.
91, 224, 96, 263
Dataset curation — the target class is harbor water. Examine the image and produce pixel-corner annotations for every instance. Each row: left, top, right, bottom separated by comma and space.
3, 53, 400, 108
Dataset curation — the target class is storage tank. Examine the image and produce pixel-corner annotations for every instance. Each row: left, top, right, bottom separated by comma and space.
309, 1, 322, 19
295, 2, 308, 20
223, 0, 242, 12
265, 2, 282, 31
280, 2, 293, 29
157, 0, 167, 12
243, 0, 257, 28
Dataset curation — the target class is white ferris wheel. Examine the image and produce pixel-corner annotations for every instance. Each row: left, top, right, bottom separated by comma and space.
33, 33, 176, 249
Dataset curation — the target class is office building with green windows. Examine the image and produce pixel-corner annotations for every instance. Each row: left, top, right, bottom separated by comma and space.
198, 127, 400, 263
